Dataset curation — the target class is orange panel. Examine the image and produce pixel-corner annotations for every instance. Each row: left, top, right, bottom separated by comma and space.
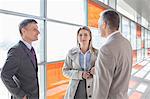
128, 80, 138, 89
129, 92, 142, 99
141, 40, 144, 48
133, 64, 143, 70
132, 50, 137, 64
136, 24, 141, 38
88, 0, 105, 28
46, 61, 69, 99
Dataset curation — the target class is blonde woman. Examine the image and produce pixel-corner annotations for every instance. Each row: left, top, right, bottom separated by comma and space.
63, 26, 98, 99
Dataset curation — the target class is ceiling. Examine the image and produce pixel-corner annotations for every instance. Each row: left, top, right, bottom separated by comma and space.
118, 0, 150, 23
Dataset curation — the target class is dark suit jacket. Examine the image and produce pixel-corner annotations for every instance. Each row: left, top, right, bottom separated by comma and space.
1, 41, 39, 99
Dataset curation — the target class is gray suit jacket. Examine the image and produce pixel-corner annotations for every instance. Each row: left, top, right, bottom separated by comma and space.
93, 32, 132, 99
1, 41, 39, 99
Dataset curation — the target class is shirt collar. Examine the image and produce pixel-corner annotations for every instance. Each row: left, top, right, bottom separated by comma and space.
21, 39, 32, 50
106, 30, 120, 40
79, 48, 91, 55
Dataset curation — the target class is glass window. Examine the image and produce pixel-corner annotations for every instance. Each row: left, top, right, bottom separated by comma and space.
0, 14, 22, 68
98, 0, 108, 5
38, 65, 45, 99
47, 0, 85, 25
145, 49, 148, 58
131, 21, 136, 50
148, 30, 150, 48
137, 50, 141, 62
145, 29, 148, 49
141, 17, 148, 28
0, 0, 40, 15
141, 27, 145, 49
0, 79, 10, 99
0, 13, 44, 98
122, 17, 130, 41
141, 49, 144, 60
136, 24, 141, 50
132, 50, 137, 65
0, 14, 44, 66
109, 0, 116, 9
117, 0, 137, 22
137, 38, 142, 50
47, 22, 79, 62
90, 28, 106, 49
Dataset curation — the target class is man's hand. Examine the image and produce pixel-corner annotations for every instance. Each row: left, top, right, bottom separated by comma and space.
23, 95, 27, 99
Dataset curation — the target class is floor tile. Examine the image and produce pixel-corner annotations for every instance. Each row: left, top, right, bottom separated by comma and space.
136, 83, 148, 93
129, 91, 142, 99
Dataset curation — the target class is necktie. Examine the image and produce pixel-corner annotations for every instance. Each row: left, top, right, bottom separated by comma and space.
30, 47, 37, 67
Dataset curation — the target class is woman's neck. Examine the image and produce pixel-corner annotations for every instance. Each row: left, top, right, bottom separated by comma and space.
80, 45, 89, 54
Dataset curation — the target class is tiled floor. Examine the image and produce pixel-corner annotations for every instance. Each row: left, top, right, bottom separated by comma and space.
128, 58, 150, 99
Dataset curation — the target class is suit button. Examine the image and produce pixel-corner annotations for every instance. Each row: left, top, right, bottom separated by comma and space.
88, 86, 90, 88
89, 95, 92, 98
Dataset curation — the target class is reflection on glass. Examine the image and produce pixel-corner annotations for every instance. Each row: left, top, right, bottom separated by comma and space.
0, 0, 40, 15
131, 21, 136, 50
47, 0, 85, 25
122, 17, 130, 41
47, 22, 79, 62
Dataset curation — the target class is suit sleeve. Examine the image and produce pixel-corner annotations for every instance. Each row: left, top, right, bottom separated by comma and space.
1, 48, 26, 98
93, 46, 116, 99
62, 53, 83, 80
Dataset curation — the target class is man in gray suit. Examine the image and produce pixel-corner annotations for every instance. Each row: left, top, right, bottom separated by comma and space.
93, 10, 132, 99
1, 19, 40, 99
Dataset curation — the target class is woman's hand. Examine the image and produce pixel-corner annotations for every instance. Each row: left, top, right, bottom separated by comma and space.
82, 71, 92, 79
90, 67, 95, 75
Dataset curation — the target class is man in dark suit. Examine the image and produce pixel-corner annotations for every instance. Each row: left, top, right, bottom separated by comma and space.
1, 19, 40, 99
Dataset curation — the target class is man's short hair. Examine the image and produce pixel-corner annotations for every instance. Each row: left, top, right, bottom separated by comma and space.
19, 19, 37, 35
101, 9, 120, 30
